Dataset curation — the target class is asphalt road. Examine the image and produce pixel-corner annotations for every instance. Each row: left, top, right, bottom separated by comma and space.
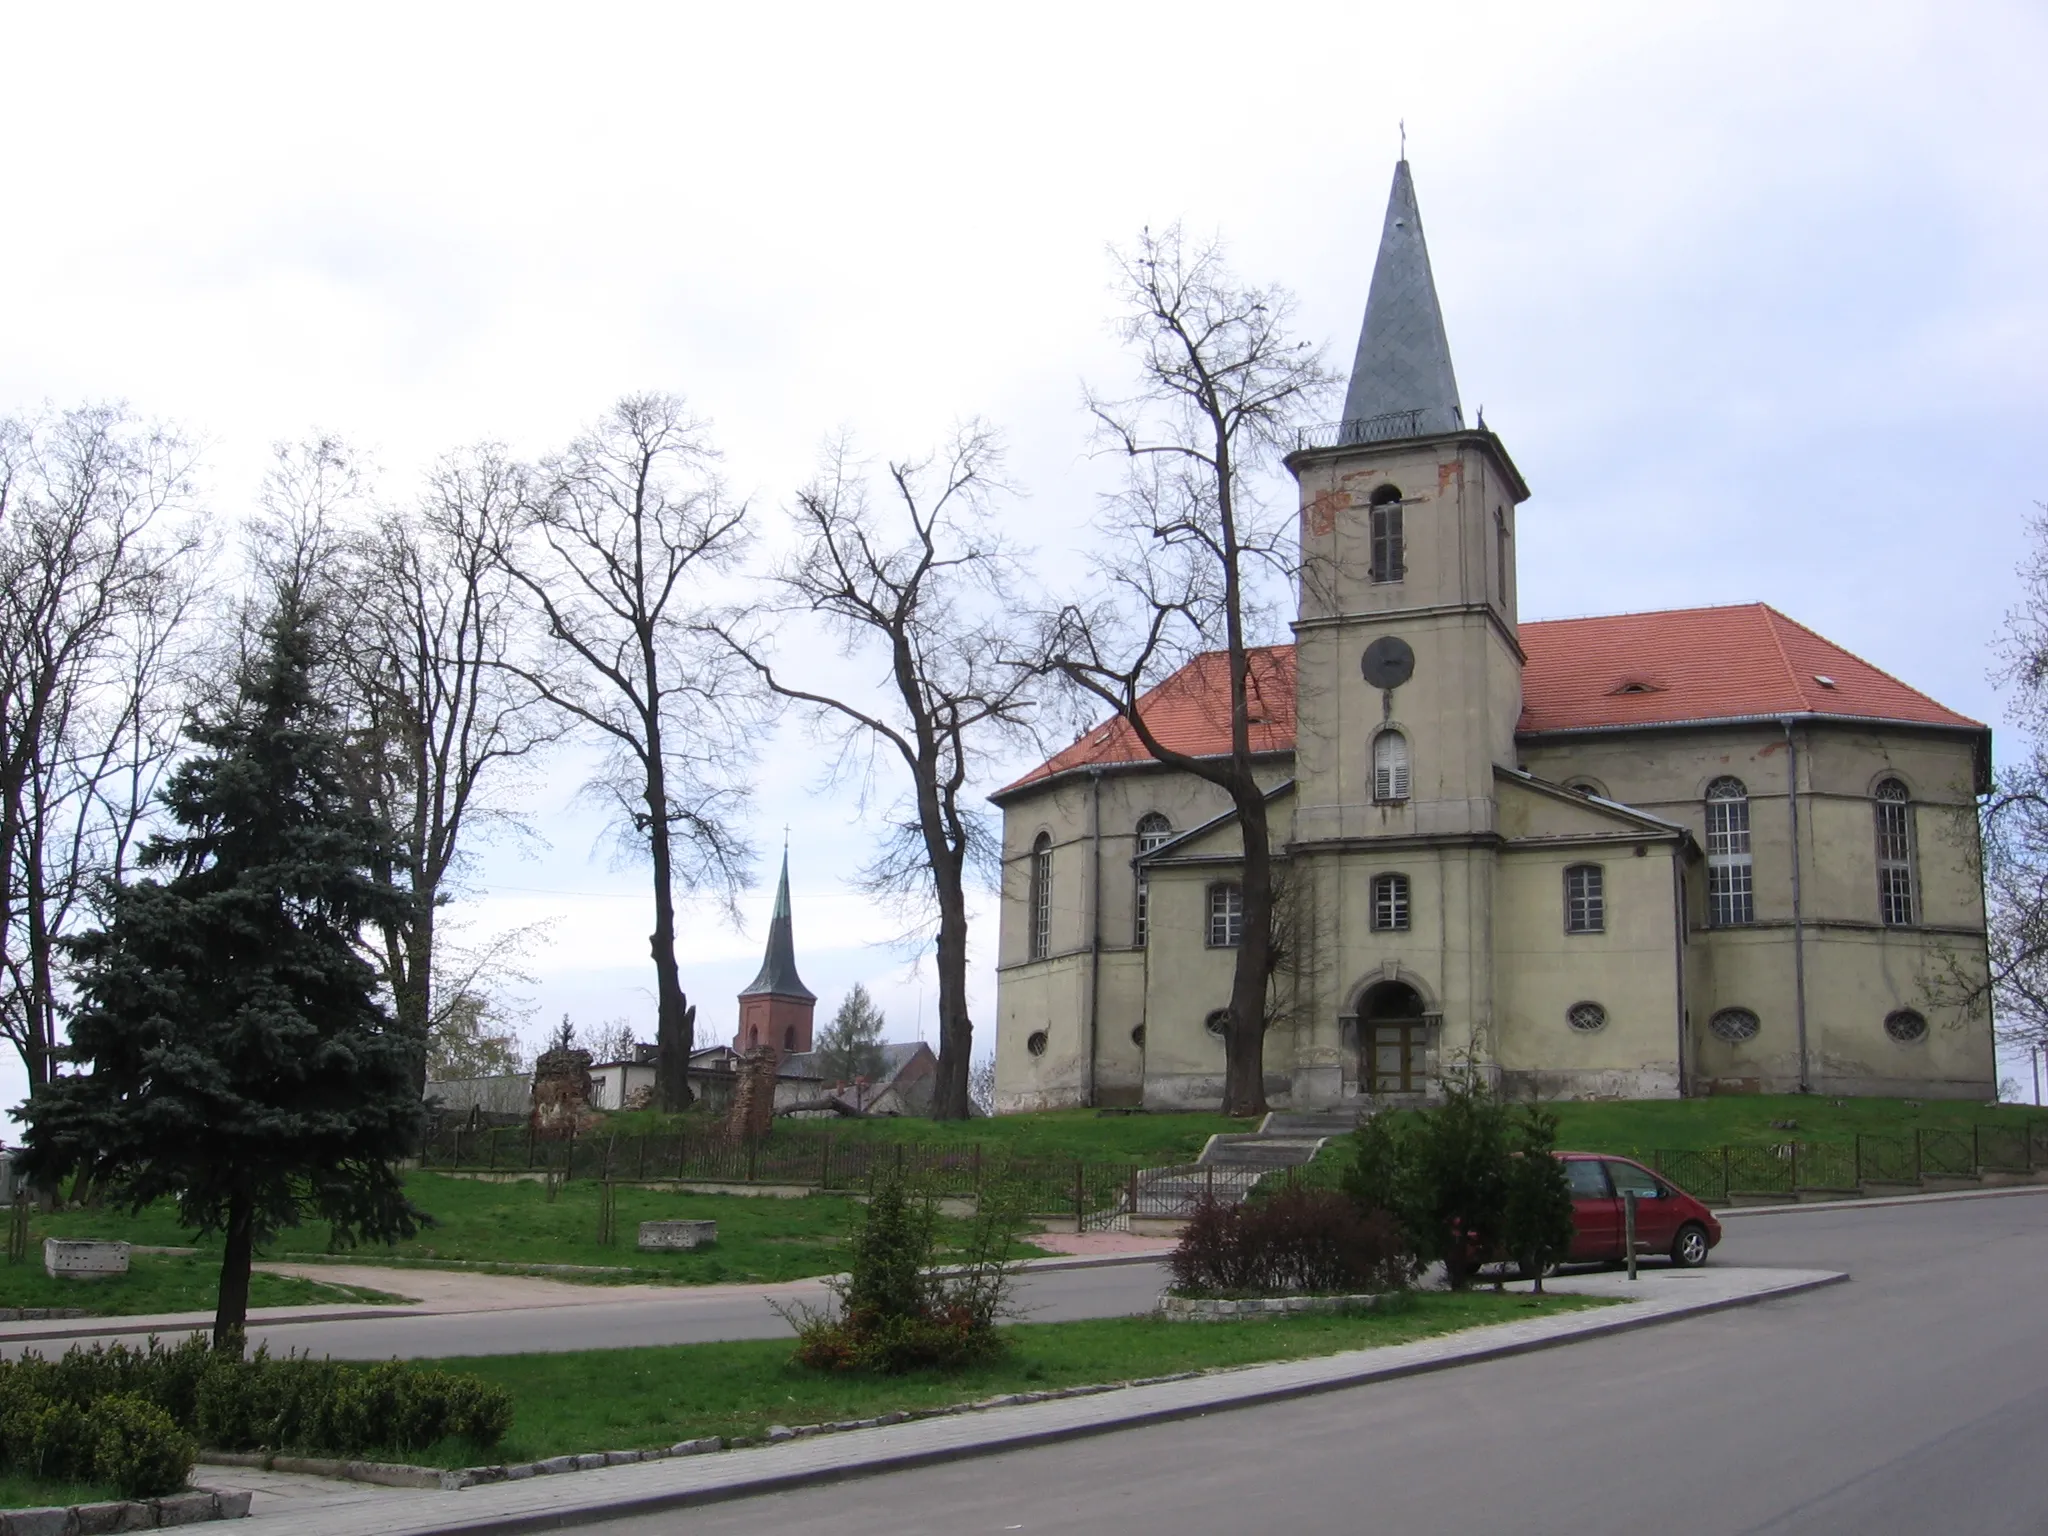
568, 1189, 2048, 1536
4, 1255, 1172, 1361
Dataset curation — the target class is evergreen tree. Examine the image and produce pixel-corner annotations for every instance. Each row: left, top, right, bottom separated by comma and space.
1500, 1105, 1576, 1292
19, 583, 425, 1350
816, 983, 887, 1085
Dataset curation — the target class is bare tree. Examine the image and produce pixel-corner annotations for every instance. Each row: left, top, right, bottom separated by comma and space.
494, 394, 760, 1110
718, 427, 1037, 1119
1034, 228, 1335, 1116
0, 406, 205, 1089
338, 445, 555, 1090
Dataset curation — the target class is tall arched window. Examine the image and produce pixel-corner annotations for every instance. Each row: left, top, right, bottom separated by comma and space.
1494, 506, 1509, 607
1370, 872, 1410, 932
1373, 730, 1410, 804
1369, 485, 1404, 583
1133, 812, 1173, 947
1705, 777, 1753, 926
1206, 883, 1244, 948
1875, 779, 1915, 926
1029, 832, 1053, 960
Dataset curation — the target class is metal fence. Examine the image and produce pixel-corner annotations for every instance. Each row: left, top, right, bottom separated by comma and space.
1652, 1122, 2048, 1204
416, 1124, 1276, 1233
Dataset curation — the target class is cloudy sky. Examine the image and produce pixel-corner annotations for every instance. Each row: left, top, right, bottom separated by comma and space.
4, 2, 2045, 1099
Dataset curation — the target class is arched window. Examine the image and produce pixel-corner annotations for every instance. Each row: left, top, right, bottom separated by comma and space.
1029, 832, 1053, 960
1206, 883, 1244, 948
1369, 485, 1404, 583
1370, 872, 1410, 932
1705, 777, 1754, 926
1494, 506, 1509, 607
1134, 812, 1173, 947
1874, 779, 1915, 927
1373, 730, 1410, 804
1564, 864, 1604, 934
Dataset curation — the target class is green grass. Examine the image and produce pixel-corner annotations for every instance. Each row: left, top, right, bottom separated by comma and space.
404, 1292, 1606, 1464
28, 1175, 1043, 1287
599, 1107, 1256, 1164
0, 1471, 122, 1510
1542, 1095, 2048, 1158
0, 1252, 409, 1319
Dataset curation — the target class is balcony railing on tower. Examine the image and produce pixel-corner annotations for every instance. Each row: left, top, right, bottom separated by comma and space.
1292, 406, 1465, 453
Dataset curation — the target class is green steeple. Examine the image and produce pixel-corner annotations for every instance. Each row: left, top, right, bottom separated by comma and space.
739, 848, 815, 1002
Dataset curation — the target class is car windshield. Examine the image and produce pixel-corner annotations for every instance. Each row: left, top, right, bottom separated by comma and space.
1605, 1160, 1664, 1198
1563, 1159, 1612, 1198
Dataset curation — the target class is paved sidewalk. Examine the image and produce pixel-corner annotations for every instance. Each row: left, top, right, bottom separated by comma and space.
231, 1264, 1844, 1536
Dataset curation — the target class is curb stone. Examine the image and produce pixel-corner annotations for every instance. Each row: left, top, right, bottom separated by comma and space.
0, 1489, 250, 1533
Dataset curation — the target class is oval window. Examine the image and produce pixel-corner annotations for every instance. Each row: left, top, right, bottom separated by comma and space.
1884, 1009, 1928, 1043
1026, 1030, 1049, 1057
1709, 1007, 1760, 1043
1566, 1001, 1607, 1033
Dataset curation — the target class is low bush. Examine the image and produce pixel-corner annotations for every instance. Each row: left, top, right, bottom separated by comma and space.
1168, 1187, 1414, 1299
785, 1177, 1029, 1375
0, 1334, 511, 1490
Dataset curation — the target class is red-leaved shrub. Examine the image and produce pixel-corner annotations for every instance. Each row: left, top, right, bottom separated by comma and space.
1168, 1187, 1414, 1298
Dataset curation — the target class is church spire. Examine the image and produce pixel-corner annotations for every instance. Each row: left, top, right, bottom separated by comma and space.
1340, 158, 1463, 439
739, 848, 815, 1002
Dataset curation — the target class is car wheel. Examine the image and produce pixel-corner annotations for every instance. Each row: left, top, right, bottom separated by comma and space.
1671, 1222, 1710, 1268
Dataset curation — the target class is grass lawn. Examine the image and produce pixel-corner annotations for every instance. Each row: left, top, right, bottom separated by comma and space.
409, 1292, 1607, 1465
0, 1471, 121, 1510
0, 1252, 409, 1319
599, 1108, 1256, 1164
1543, 1095, 2048, 1157
29, 1175, 1043, 1286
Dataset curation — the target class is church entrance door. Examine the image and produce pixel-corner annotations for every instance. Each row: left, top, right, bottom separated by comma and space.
1358, 980, 1428, 1094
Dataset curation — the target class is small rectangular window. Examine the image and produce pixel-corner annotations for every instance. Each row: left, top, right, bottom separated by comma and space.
1564, 864, 1604, 934
1370, 503, 1404, 583
1371, 873, 1410, 932
1206, 884, 1243, 948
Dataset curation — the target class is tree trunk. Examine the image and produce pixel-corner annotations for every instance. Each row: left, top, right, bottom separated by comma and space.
213, 1190, 255, 1354
644, 750, 694, 1112
931, 864, 974, 1120
1223, 784, 1274, 1118
394, 906, 434, 1098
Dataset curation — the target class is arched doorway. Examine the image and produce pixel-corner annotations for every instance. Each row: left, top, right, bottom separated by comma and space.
1358, 980, 1427, 1095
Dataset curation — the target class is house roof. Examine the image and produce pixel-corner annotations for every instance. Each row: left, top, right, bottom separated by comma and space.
999, 604, 1979, 793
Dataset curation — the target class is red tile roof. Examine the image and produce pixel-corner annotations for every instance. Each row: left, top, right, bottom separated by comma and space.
1516, 603, 1981, 735
1001, 605, 1979, 792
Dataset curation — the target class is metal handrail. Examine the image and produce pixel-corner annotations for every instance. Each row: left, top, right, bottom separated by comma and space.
1293, 410, 1430, 452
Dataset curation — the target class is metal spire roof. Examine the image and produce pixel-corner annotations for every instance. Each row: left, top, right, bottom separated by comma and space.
739, 849, 816, 1001
1339, 159, 1464, 439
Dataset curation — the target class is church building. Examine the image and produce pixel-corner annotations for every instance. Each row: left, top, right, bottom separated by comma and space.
991, 160, 1995, 1112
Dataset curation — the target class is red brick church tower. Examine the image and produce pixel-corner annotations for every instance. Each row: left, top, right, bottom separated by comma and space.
733, 849, 816, 1054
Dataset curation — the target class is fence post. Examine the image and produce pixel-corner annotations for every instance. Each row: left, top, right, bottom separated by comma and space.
1721, 1144, 1731, 1202
488, 1131, 498, 1174
821, 1136, 833, 1192
1790, 1141, 1799, 1192
1853, 1133, 1863, 1187
1973, 1124, 1982, 1175
637, 1136, 648, 1182
1127, 1165, 1139, 1224
1075, 1161, 1085, 1235
1914, 1129, 1924, 1184
1205, 1164, 1215, 1203
746, 1137, 758, 1183
526, 1130, 536, 1171
677, 1132, 688, 1181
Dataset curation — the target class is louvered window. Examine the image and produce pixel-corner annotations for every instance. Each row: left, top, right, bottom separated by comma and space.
1705, 777, 1754, 926
1373, 730, 1410, 804
1369, 487, 1404, 583
1371, 873, 1410, 932
1875, 779, 1915, 926
1134, 813, 1173, 947
1029, 833, 1053, 960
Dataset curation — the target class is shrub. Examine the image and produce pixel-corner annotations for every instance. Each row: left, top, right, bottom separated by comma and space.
1168, 1187, 1414, 1298
786, 1176, 1029, 1375
88, 1394, 194, 1499
1501, 1105, 1575, 1291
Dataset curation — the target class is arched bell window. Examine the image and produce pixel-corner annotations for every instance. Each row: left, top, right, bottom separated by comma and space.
1369, 485, 1405, 583
1373, 730, 1410, 804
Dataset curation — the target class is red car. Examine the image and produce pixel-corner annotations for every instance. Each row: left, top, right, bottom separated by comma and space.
1557, 1152, 1721, 1268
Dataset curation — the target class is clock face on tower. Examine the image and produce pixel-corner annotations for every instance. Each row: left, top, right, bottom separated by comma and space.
1361, 636, 1415, 690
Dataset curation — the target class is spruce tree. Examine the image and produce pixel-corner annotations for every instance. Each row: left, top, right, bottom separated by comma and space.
20, 583, 425, 1349
816, 983, 887, 1085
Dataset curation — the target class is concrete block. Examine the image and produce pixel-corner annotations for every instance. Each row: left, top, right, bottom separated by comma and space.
4, 1509, 71, 1536
604, 1451, 641, 1465
669, 1437, 721, 1456
42, 1238, 130, 1279
504, 1464, 536, 1481
636, 1220, 717, 1251
156, 1492, 219, 1526
214, 1491, 253, 1520
764, 1425, 795, 1443
572, 1453, 607, 1470
536, 1455, 577, 1474
74, 1501, 137, 1534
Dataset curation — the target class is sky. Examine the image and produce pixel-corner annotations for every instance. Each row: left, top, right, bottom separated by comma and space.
3, 2, 2046, 1103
